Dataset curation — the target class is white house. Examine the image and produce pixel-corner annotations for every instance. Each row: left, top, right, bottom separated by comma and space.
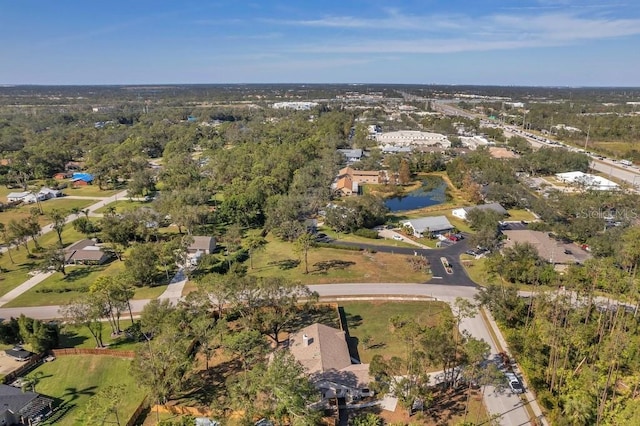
7, 191, 30, 203
402, 216, 455, 238
452, 203, 508, 221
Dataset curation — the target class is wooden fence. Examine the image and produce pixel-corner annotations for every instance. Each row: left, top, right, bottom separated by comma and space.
151, 404, 213, 417
126, 397, 148, 426
50, 348, 136, 358
2, 353, 45, 384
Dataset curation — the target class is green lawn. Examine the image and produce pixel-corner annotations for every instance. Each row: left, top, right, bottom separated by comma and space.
30, 355, 144, 426
3, 260, 168, 308
0, 198, 96, 229
62, 185, 123, 198
340, 300, 453, 364
507, 209, 537, 221
319, 227, 417, 249
249, 236, 431, 284
58, 319, 143, 351
0, 226, 86, 298
93, 199, 152, 214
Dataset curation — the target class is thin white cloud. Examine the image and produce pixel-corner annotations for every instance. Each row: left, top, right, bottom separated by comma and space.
271, 10, 640, 54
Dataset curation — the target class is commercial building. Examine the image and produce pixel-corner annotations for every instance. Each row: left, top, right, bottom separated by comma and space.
555, 171, 619, 191
373, 131, 451, 148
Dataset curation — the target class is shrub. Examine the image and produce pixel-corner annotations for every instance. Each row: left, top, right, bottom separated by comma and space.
315, 242, 363, 251
354, 228, 380, 239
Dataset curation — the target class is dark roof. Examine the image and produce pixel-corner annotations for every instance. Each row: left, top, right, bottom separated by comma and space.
0, 384, 39, 414
5, 348, 34, 360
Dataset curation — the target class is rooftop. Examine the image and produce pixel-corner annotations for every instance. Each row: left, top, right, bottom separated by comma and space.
403, 216, 454, 233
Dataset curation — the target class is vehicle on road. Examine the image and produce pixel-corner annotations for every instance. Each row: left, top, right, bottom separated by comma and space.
505, 372, 525, 394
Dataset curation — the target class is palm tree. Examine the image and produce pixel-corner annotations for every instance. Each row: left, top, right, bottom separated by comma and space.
21, 372, 43, 393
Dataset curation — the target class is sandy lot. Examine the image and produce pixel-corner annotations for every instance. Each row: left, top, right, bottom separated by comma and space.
0, 352, 27, 375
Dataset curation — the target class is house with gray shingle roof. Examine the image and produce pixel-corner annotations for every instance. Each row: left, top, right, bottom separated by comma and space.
0, 384, 53, 426
402, 216, 455, 238
288, 323, 371, 401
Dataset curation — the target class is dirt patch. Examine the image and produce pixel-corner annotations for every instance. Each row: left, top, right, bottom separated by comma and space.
352, 387, 488, 426
0, 353, 27, 375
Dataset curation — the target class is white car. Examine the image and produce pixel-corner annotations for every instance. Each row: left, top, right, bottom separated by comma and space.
505, 372, 525, 394
393, 235, 403, 241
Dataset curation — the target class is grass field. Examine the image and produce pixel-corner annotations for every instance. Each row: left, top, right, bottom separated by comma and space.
93, 199, 152, 214
30, 355, 143, 426
249, 236, 431, 284
0, 226, 87, 298
340, 300, 453, 364
62, 185, 122, 198
58, 319, 142, 351
506, 209, 537, 221
0, 198, 97, 228
3, 260, 168, 308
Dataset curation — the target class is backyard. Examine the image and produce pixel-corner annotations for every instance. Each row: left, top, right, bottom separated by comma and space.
28, 355, 143, 426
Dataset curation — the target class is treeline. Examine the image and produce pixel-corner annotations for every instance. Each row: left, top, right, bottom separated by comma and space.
478, 284, 640, 425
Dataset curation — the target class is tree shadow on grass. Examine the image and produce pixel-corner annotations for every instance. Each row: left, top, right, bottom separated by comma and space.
62, 385, 98, 403
267, 259, 300, 270
312, 260, 355, 275
63, 267, 101, 282
177, 359, 242, 407
57, 331, 90, 348
295, 305, 340, 330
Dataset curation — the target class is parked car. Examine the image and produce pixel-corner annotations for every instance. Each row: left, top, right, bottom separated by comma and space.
505, 372, 524, 394
393, 235, 403, 241
465, 250, 477, 256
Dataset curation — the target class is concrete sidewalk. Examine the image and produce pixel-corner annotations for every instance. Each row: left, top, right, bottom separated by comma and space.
0, 271, 54, 307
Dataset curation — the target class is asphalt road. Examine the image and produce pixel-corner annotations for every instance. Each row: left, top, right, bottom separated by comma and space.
331, 237, 476, 286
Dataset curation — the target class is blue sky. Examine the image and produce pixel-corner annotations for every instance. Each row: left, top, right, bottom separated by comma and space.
1, 0, 640, 86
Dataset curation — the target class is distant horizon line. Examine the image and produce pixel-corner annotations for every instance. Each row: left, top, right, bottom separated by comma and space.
1, 83, 640, 89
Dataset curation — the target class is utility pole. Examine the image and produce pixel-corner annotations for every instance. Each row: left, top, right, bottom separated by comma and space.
584, 125, 590, 151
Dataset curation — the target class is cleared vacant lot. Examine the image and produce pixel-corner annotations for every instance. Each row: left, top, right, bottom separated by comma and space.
340, 300, 452, 364
250, 237, 431, 284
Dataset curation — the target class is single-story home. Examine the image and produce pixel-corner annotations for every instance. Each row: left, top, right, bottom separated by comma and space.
188, 236, 216, 255
187, 236, 216, 266
402, 216, 455, 238
502, 230, 591, 269
4, 347, 34, 362
64, 239, 111, 265
288, 323, 371, 401
38, 187, 63, 199
71, 172, 94, 186
6, 192, 30, 203
337, 149, 364, 163
0, 384, 54, 426
53, 172, 71, 180
452, 203, 508, 221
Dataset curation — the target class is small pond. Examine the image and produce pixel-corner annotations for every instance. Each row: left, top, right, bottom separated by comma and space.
385, 177, 448, 212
